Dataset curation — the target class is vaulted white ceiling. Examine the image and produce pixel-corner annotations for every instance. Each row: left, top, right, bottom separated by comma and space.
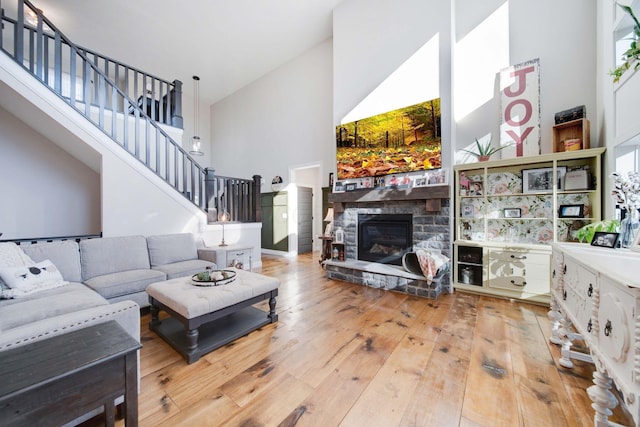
27, 0, 343, 105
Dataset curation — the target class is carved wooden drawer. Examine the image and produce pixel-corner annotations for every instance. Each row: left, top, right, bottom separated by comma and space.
597, 276, 639, 388
551, 249, 564, 295
563, 254, 598, 336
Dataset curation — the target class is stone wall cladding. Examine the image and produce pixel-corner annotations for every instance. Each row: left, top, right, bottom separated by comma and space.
327, 198, 452, 298
325, 263, 445, 299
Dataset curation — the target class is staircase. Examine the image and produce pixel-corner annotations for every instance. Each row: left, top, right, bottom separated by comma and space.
0, 0, 260, 223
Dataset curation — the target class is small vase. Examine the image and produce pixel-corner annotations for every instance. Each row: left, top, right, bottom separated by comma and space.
619, 209, 640, 248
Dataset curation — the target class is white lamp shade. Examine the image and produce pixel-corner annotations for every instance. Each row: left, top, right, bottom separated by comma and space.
324, 208, 334, 222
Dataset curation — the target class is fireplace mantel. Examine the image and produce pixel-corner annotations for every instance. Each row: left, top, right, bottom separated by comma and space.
328, 184, 449, 212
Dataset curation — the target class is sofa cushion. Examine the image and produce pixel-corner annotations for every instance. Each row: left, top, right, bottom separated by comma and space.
0, 259, 69, 299
152, 259, 216, 280
0, 242, 35, 296
21, 240, 82, 282
147, 233, 199, 267
0, 282, 107, 330
83, 269, 166, 300
80, 235, 150, 281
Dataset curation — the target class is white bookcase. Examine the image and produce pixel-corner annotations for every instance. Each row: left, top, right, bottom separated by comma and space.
453, 147, 605, 304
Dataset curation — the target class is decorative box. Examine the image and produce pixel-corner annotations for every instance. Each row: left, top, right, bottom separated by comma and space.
564, 170, 590, 191
555, 105, 586, 125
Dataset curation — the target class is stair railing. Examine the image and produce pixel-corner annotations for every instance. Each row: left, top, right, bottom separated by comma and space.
1, 0, 205, 207
0, 0, 260, 222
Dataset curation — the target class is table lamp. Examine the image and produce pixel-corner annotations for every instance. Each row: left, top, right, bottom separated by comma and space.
218, 210, 230, 246
324, 207, 334, 236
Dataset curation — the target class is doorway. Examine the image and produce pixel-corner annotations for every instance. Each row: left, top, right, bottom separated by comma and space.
290, 164, 322, 254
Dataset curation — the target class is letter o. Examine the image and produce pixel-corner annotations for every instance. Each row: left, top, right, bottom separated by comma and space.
505, 99, 532, 126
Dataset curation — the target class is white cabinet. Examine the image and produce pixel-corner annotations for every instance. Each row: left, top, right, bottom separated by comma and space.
453, 148, 605, 303
486, 247, 551, 297
550, 243, 640, 425
198, 245, 253, 271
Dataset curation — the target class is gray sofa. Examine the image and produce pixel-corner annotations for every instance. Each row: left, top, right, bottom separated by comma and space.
80, 233, 216, 308
0, 239, 140, 352
0, 232, 216, 351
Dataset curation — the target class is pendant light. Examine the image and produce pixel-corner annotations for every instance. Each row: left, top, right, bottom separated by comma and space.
189, 75, 204, 156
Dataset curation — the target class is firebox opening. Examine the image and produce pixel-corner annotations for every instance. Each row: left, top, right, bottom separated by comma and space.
358, 214, 412, 265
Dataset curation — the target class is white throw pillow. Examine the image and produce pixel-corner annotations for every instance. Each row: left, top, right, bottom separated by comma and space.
0, 259, 69, 299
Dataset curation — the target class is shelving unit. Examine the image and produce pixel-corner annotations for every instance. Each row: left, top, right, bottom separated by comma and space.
453, 147, 605, 304
552, 118, 590, 152
331, 242, 345, 261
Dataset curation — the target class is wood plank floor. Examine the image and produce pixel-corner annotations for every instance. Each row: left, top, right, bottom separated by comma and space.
112, 252, 633, 426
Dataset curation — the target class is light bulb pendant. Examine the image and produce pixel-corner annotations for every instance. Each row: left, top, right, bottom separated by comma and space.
190, 76, 204, 156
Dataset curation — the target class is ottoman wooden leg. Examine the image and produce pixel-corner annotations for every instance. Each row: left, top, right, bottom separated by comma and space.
186, 328, 199, 352
268, 294, 278, 322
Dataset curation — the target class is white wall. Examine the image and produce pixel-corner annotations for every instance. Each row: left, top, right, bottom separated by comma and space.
333, 0, 452, 168
0, 106, 101, 239
0, 53, 205, 239
454, 0, 597, 158
333, 0, 597, 168
209, 39, 334, 188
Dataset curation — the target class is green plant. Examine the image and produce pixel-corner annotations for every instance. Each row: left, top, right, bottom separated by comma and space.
611, 3, 640, 83
575, 219, 619, 243
460, 137, 510, 159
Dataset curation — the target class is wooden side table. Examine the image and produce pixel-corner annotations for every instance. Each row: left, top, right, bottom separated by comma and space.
319, 236, 333, 264
0, 321, 141, 426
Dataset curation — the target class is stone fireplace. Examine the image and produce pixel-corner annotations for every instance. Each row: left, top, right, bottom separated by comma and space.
358, 213, 412, 265
324, 185, 452, 298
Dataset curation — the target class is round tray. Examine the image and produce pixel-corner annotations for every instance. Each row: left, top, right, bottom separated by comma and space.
191, 269, 236, 286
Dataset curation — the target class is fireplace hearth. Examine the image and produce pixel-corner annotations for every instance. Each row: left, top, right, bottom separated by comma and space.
358, 214, 412, 265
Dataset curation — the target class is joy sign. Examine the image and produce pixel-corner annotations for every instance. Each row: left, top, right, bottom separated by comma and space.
500, 58, 541, 158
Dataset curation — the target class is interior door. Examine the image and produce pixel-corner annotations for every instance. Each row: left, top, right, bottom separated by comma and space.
297, 187, 313, 254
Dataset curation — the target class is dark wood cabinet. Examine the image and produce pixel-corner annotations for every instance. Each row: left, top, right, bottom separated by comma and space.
261, 191, 289, 252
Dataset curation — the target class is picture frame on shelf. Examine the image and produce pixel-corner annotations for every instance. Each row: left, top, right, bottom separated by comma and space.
425, 168, 449, 185
558, 204, 584, 218
333, 180, 345, 193
522, 167, 566, 193
329, 172, 334, 188
461, 201, 474, 218
469, 181, 483, 196
590, 231, 619, 249
413, 177, 428, 188
373, 176, 385, 188
503, 208, 521, 218
563, 169, 590, 191
345, 182, 357, 192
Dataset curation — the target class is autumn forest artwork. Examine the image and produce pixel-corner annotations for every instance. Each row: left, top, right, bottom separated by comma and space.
336, 98, 441, 180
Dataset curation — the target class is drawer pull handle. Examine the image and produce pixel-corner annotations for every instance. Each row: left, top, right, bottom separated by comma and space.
552, 269, 555, 278
587, 319, 592, 333
563, 290, 567, 301
604, 320, 612, 337
563, 265, 567, 274
587, 284, 593, 297
510, 255, 527, 260
510, 280, 526, 287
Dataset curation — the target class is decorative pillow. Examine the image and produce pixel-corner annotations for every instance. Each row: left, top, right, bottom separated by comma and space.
0, 242, 36, 299
0, 259, 69, 299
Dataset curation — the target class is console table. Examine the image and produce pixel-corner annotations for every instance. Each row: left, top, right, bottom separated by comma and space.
550, 243, 640, 426
0, 321, 140, 426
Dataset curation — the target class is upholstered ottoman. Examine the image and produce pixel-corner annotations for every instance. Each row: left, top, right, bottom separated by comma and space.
147, 268, 279, 363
